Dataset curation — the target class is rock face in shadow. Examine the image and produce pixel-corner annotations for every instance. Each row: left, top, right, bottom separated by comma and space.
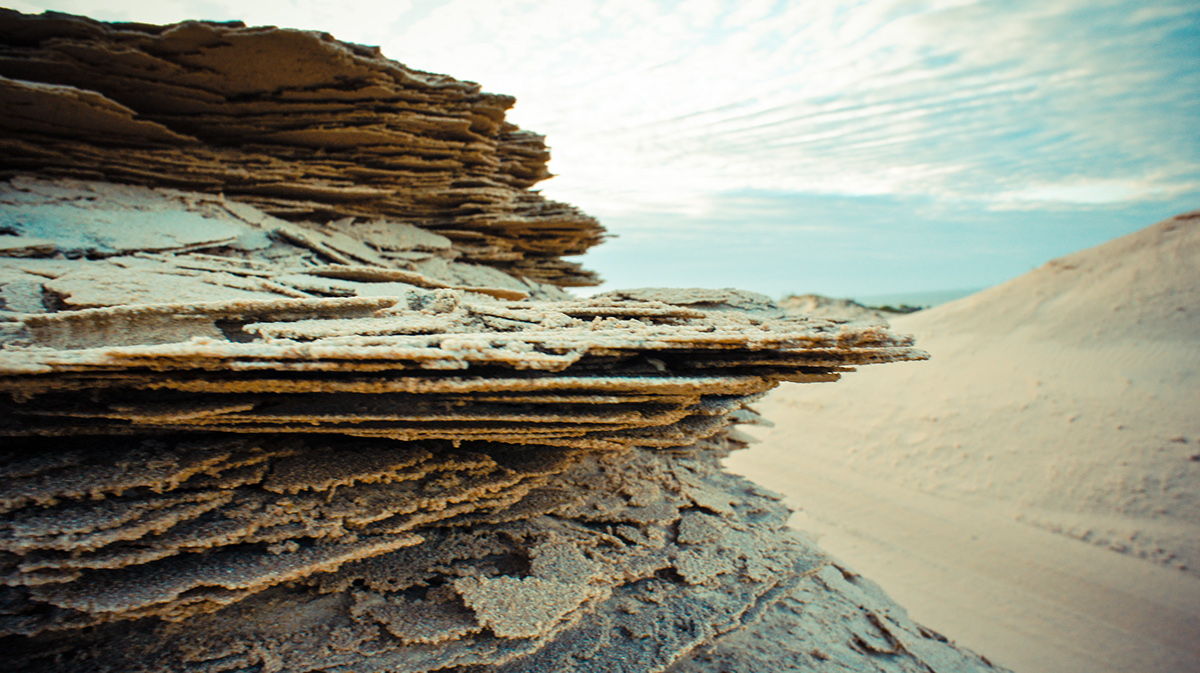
0, 10, 1005, 673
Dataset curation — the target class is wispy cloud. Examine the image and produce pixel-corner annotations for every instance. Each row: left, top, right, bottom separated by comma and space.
993, 176, 1200, 209
18, 0, 1199, 214
388, 1, 1198, 216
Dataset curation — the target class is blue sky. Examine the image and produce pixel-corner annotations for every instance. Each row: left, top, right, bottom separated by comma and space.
10, 0, 1200, 299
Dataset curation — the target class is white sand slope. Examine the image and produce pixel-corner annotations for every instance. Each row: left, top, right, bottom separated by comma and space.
728, 211, 1200, 672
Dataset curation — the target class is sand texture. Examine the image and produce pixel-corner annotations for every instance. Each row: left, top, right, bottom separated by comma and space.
731, 211, 1200, 672
1, 9, 1007, 672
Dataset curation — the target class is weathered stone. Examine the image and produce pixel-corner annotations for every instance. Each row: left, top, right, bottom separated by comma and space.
0, 9, 1003, 673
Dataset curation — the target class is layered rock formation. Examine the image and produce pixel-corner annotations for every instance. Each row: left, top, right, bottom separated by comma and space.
0, 9, 602, 286
0, 10, 1005, 673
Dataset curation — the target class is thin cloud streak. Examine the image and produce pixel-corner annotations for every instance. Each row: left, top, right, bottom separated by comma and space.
11, 0, 1200, 296
524, 1, 1198, 212
17, 0, 1198, 213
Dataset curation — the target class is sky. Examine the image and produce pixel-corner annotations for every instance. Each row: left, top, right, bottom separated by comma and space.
9, 0, 1200, 300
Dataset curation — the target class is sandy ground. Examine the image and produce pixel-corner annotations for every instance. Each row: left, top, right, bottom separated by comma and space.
727, 211, 1200, 672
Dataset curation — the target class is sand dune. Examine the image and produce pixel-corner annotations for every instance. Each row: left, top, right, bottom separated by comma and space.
728, 211, 1200, 672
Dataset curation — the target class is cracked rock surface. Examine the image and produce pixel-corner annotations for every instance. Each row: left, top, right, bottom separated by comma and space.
0, 9, 1004, 673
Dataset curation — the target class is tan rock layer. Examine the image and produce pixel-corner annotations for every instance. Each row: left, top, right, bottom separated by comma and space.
0, 430, 1002, 672
0, 433, 787, 669
0, 292, 925, 447
0, 10, 605, 286
0, 433, 582, 634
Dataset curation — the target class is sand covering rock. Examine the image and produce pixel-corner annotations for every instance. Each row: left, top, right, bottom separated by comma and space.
0, 9, 1003, 672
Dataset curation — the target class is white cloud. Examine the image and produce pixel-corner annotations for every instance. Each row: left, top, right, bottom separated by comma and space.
14, 0, 1200, 217
993, 177, 1200, 209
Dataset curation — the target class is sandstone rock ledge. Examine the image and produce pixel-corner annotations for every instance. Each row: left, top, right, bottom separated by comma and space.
0, 10, 1005, 673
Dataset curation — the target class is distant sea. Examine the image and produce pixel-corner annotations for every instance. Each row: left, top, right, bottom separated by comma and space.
850, 288, 983, 309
